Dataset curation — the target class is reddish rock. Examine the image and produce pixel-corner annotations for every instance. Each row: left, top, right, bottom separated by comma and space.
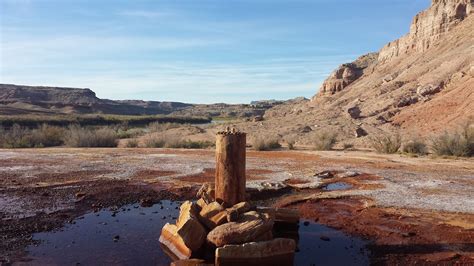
207, 211, 274, 247
215, 238, 296, 266
176, 201, 207, 251
159, 223, 193, 260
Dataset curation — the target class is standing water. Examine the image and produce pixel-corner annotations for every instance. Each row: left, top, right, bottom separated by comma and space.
24, 201, 371, 265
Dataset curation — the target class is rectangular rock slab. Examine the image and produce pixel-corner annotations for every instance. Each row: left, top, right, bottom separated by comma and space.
226, 202, 252, 222
199, 201, 225, 229
207, 211, 274, 247
215, 238, 296, 266
177, 201, 207, 251
159, 223, 193, 260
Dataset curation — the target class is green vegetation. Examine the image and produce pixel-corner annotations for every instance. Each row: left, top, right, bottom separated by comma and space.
312, 130, 337, 151
370, 133, 401, 154
0, 114, 211, 129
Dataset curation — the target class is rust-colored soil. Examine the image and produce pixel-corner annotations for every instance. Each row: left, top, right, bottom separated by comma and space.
283, 197, 474, 265
0, 148, 473, 264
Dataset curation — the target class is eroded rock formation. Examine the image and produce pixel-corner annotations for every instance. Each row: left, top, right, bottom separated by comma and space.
316, 53, 378, 97
379, 0, 473, 62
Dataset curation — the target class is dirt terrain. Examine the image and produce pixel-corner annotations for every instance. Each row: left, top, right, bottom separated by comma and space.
1, 148, 473, 264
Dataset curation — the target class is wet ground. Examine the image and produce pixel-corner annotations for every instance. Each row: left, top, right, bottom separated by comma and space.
1, 148, 473, 265
22, 201, 371, 266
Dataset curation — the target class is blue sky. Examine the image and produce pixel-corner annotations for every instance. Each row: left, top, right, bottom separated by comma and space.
0, 0, 430, 103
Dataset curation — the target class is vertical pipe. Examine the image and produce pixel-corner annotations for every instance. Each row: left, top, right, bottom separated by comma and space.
215, 129, 246, 207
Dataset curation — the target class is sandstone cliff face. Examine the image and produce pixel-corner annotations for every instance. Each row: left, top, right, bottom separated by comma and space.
315, 53, 378, 97
232, 0, 473, 146
378, 0, 473, 62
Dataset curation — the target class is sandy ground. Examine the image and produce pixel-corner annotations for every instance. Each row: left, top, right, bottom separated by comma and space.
1, 148, 473, 264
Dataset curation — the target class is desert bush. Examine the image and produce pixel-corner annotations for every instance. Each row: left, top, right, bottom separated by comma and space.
163, 135, 213, 149
311, 131, 337, 151
30, 124, 65, 147
143, 135, 166, 148
284, 136, 296, 150
431, 124, 474, 157
126, 138, 140, 148
0, 114, 211, 128
402, 139, 427, 155
116, 128, 146, 139
370, 133, 401, 154
0, 124, 32, 148
64, 125, 118, 147
143, 134, 213, 149
343, 143, 354, 150
253, 137, 281, 151
287, 140, 296, 150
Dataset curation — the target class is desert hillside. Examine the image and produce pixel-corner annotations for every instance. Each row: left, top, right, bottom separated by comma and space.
233, 0, 473, 145
0, 84, 278, 118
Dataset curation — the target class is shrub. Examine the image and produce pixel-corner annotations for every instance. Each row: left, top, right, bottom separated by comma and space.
0, 124, 31, 148
167, 140, 214, 149
116, 128, 146, 139
343, 143, 354, 150
64, 126, 118, 147
143, 135, 213, 149
126, 138, 140, 148
431, 124, 473, 157
285, 136, 296, 150
370, 133, 401, 154
287, 140, 295, 150
143, 136, 166, 148
402, 139, 427, 155
253, 137, 281, 151
311, 131, 337, 151
30, 124, 65, 147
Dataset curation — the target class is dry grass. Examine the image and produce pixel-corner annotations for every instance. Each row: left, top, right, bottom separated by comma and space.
370, 133, 401, 154
311, 130, 337, 151
431, 123, 474, 157
126, 138, 140, 148
64, 125, 118, 147
253, 136, 281, 151
0, 124, 65, 148
143, 135, 213, 149
402, 139, 427, 155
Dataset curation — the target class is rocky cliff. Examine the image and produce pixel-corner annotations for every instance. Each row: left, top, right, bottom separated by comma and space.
378, 0, 473, 62
0, 84, 193, 115
0, 84, 276, 118
233, 0, 474, 145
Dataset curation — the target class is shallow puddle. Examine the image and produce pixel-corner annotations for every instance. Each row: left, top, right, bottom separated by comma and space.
24, 201, 370, 265
323, 182, 353, 191
295, 221, 370, 265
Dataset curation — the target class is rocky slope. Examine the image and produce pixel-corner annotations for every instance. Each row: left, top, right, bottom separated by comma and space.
231, 0, 474, 145
0, 84, 277, 118
0, 84, 192, 115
